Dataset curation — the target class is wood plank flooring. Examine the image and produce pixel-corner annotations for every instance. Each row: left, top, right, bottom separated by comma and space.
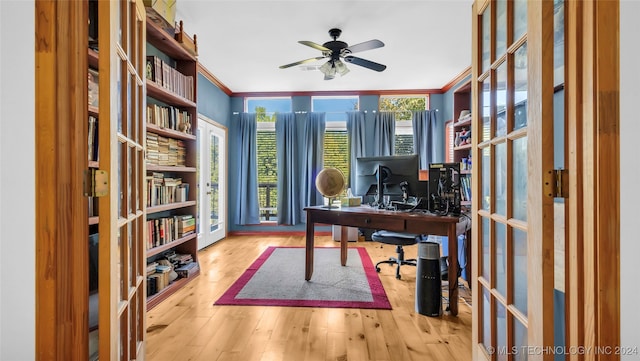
146, 235, 472, 361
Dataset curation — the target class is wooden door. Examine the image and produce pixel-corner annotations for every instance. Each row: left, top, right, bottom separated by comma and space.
35, 0, 147, 359
471, 0, 556, 359
98, 0, 147, 360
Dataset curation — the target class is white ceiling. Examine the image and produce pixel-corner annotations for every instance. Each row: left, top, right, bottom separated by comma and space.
175, 0, 473, 93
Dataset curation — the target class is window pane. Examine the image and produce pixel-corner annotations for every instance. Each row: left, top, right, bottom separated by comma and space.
482, 287, 492, 352
513, 315, 528, 361
482, 217, 491, 281
554, 0, 565, 86
514, 43, 528, 130
496, 0, 507, 56
324, 130, 349, 189
210, 133, 220, 231
495, 142, 506, 215
379, 96, 427, 121
514, 0, 528, 42
395, 134, 414, 155
312, 96, 358, 121
482, 4, 492, 72
512, 136, 528, 221
513, 228, 528, 316
481, 147, 491, 210
496, 63, 507, 137
495, 222, 506, 296
257, 130, 277, 221
482, 76, 491, 142
246, 97, 291, 117
496, 301, 507, 361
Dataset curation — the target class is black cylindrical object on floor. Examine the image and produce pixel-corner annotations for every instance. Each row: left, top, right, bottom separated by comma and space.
416, 241, 442, 317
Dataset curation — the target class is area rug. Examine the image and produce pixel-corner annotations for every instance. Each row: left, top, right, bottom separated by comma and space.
214, 246, 391, 309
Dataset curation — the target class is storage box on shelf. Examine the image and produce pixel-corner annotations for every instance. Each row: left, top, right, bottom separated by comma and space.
145, 15, 199, 310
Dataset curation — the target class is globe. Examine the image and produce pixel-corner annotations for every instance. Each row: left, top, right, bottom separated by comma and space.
315, 167, 345, 207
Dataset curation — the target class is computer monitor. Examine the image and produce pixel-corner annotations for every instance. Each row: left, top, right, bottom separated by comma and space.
354, 154, 428, 207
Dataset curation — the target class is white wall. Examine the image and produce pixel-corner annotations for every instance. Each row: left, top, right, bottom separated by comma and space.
1, 1, 36, 359
620, 1, 640, 359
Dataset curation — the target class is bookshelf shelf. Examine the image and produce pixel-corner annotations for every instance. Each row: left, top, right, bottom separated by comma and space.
147, 233, 197, 257
88, 105, 99, 117
454, 143, 472, 151
146, 269, 200, 310
146, 80, 196, 108
146, 17, 196, 61
145, 17, 199, 310
88, 161, 99, 168
452, 117, 471, 128
146, 165, 196, 173
89, 216, 99, 225
146, 123, 196, 141
147, 201, 197, 215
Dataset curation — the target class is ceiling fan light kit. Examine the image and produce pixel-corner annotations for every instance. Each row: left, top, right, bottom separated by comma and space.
280, 28, 386, 80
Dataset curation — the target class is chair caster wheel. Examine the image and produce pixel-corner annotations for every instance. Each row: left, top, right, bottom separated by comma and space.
396, 274, 401, 280
375, 267, 381, 273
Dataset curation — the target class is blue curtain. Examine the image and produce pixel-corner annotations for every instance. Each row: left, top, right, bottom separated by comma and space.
300, 112, 326, 221
373, 111, 395, 156
412, 110, 439, 169
346, 110, 366, 189
275, 113, 302, 225
233, 113, 260, 225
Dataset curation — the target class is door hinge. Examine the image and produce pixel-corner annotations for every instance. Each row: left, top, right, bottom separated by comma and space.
545, 168, 568, 198
84, 169, 109, 197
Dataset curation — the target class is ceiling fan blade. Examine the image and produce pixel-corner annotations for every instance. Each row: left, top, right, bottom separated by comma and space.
343, 56, 387, 72
298, 40, 331, 52
345, 39, 384, 54
279, 57, 326, 69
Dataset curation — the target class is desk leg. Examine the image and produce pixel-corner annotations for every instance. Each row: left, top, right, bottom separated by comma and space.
448, 224, 459, 316
305, 219, 314, 281
340, 226, 348, 266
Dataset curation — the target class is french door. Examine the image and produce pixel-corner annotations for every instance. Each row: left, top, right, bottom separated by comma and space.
471, 1, 620, 360
471, 0, 557, 359
197, 116, 227, 249
99, 0, 147, 359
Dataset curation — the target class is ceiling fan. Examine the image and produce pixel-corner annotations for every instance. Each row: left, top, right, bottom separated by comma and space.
279, 28, 386, 80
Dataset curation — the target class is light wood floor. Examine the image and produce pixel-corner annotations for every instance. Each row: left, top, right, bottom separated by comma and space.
145, 235, 472, 361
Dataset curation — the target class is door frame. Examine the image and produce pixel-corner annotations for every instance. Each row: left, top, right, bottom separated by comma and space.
35, 1, 89, 359
566, 0, 620, 357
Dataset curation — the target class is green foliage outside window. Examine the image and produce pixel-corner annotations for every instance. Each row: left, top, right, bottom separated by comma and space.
324, 130, 349, 192
378, 97, 427, 121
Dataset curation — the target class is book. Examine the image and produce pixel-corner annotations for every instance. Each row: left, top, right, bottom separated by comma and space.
175, 262, 199, 278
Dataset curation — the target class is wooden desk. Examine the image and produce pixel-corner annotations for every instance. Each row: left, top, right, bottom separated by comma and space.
304, 205, 462, 316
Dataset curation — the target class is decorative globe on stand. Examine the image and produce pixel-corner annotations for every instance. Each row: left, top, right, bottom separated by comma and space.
315, 167, 346, 208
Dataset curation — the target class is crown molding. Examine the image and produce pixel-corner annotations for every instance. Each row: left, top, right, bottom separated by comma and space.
197, 62, 233, 96
197, 64, 470, 97
441, 66, 472, 93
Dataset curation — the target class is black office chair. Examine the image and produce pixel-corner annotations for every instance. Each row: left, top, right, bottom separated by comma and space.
371, 230, 421, 279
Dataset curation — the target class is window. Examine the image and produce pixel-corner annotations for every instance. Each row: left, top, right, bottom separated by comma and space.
379, 95, 429, 155
312, 96, 359, 190
246, 97, 291, 222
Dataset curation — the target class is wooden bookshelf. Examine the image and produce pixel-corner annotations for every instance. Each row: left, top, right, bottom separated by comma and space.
145, 16, 199, 310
